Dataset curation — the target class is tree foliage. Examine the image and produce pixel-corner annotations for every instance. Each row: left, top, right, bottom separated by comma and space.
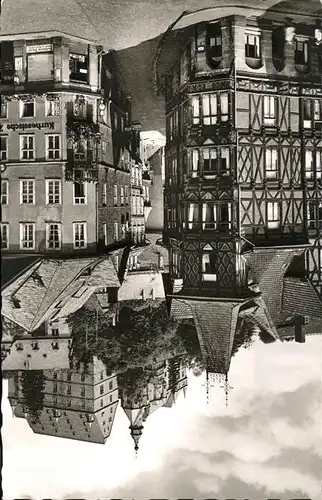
20, 371, 45, 423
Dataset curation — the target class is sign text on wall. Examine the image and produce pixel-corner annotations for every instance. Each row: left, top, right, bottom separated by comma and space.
26, 44, 53, 54
2, 122, 55, 131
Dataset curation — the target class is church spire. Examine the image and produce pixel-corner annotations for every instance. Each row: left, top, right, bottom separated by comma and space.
130, 424, 143, 457
220, 373, 234, 407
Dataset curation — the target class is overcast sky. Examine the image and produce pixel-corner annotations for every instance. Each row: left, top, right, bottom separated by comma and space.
2, 335, 321, 500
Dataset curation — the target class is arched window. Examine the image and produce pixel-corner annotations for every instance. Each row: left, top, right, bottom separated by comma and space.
272, 28, 285, 72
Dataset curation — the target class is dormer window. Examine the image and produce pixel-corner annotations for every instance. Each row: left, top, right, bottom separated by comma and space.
69, 53, 88, 83
206, 22, 222, 68
245, 31, 262, 69
295, 38, 309, 66
272, 27, 285, 72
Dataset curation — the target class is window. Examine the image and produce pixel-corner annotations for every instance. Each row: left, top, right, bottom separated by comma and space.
191, 95, 200, 125
202, 93, 217, 125
20, 135, 35, 160
267, 202, 280, 229
46, 98, 60, 116
305, 151, 313, 179
67, 385, 71, 395
46, 223, 61, 250
20, 223, 35, 249
100, 385, 104, 395
186, 203, 199, 230
203, 149, 217, 177
316, 150, 322, 179
103, 222, 108, 245
113, 221, 118, 241
218, 203, 232, 232
265, 149, 278, 179
53, 372, 58, 380
0, 101, 8, 118
109, 381, 113, 390
81, 387, 85, 396
46, 179, 61, 204
191, 149, 199, 178
120, 186, 124, 205
202, 252, 217, 281
102, 183, 107, 205
81, 373, 85, 382
202, 203, 216, 230
1, 223, 9, 249
307, 202, 316, 229
220, 147, 230, 175
295, 39, 309, 65
46, 135, 61, 160
73, 181, 86, 204
264, 96, 276, 126
69, 53, 88, 83
1, 136, 8, 161
207, 22, 222, 58
113, 185, 118, 205
20, 100, 34, 118
1, 180, 8, 204
313, 100, 322, 123
220, 92, 229, 122
73, 222, 87, 249
245, 34, 261, 58
125, 185, 129, 204
20, 179, 35, 204
53, 383, 57, 393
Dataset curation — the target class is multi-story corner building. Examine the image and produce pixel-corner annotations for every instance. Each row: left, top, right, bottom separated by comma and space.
129, 121, 145, 244
145, 146, 165, 231
155, 1, 322, 298
8, 358, 119, 443
0, 31, 133, 254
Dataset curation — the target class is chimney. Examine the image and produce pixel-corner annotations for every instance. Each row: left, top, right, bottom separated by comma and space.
295, 316, 305, 343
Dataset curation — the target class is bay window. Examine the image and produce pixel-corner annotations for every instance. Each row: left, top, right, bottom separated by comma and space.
207, 22, 222, 59
220, 92, 229, 122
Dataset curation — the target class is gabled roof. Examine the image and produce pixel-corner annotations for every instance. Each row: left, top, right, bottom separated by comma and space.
184, 299, 241, 374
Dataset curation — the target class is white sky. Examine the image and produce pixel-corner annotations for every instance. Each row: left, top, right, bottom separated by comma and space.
2, 334, 321, 499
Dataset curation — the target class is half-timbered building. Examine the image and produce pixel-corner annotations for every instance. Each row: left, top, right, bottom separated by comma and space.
156, 0, 322, 299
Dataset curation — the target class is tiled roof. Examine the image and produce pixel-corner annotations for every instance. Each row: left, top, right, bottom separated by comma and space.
1, 257, 119, 333
245, 248, 304, 324
281, 277, 322, 321
170, 297, 193, 320
185, 299, 241, 374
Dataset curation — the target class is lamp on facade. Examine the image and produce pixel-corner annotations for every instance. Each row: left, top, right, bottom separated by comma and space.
1, 164, 7, 173
285, 26, 296, 43
98, 99, 106, 117
314, 28, 322, 45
